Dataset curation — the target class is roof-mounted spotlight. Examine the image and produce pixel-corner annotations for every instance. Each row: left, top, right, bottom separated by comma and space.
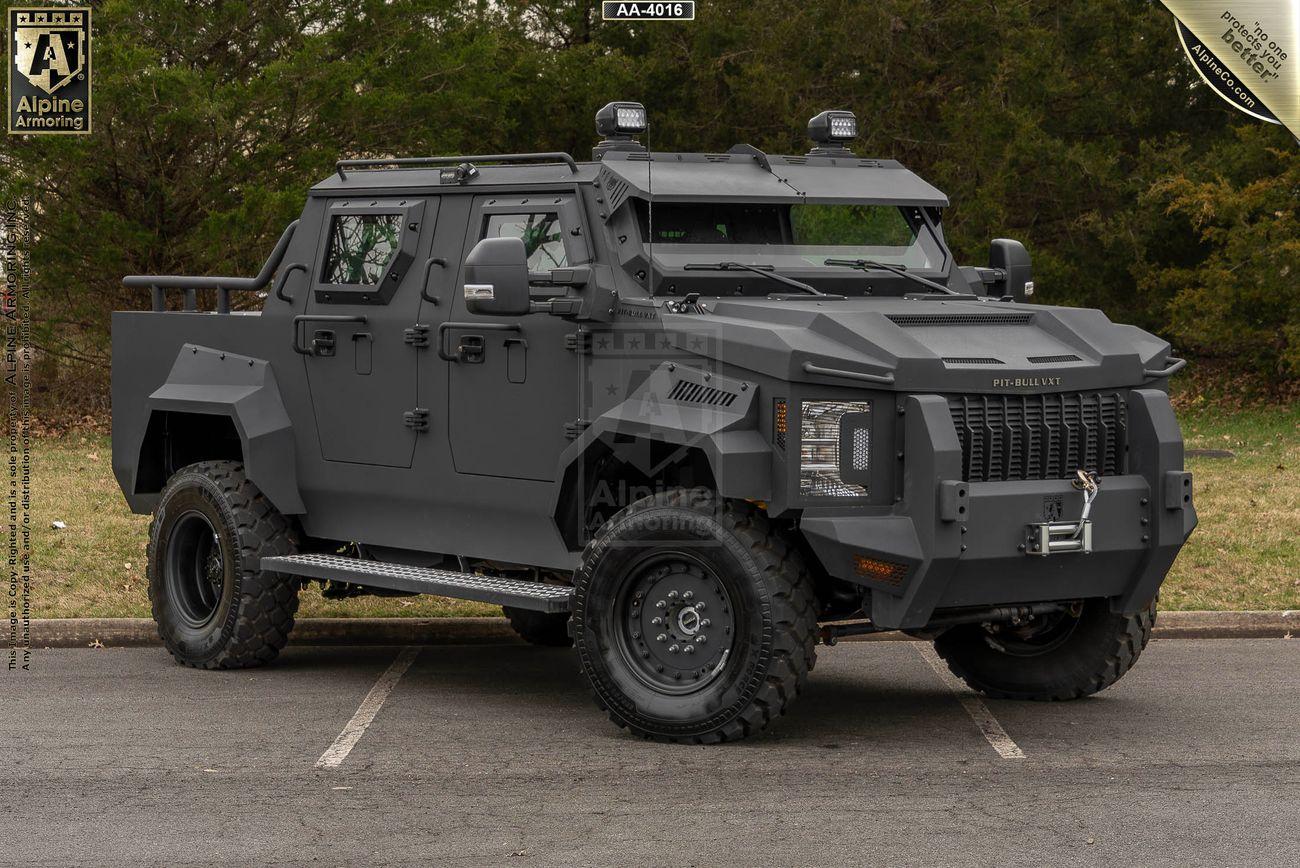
594, 101, 648, 159
806, 109, 858, 156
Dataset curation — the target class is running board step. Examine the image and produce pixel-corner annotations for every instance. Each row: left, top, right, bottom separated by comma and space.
260, 554, 572, 613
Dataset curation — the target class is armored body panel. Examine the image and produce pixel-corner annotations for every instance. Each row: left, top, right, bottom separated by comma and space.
111, 104, 1195, 741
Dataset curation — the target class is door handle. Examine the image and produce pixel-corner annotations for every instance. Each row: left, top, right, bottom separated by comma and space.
458, 334, 486, 364
293, 314, 366, 354
312, 329, 336, 356
436, 321, 521, 362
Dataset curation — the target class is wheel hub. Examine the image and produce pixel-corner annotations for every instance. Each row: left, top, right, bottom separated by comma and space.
982, 606, 1082, 656
618, 557, 735, 693
165, 512, 226, 628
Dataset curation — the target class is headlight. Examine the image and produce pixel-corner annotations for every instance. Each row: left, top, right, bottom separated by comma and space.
800, 401, 871, 497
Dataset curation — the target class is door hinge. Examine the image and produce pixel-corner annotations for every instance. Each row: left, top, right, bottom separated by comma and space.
403, 324, 431, 347
564, 328, 593, 354
403, 408, 430, 432
564, 418, 590, 440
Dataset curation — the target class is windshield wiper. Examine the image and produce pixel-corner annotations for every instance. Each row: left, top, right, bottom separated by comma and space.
822, 258, 959, 295
684, 261, 826, 296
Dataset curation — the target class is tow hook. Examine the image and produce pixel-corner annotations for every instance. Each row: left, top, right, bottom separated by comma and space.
1025, 470, 1098, 556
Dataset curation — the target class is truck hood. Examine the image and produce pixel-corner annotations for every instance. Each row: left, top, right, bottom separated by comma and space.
658, 296, 1174, 393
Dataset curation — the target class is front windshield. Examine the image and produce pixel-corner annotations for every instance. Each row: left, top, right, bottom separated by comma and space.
636, 201, 946, 271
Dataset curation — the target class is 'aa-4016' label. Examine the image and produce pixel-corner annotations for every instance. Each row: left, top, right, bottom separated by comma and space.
602, 2, 696, 21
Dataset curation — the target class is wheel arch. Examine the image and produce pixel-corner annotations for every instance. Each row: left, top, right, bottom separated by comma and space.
552, 377, 773, 551
122, 345, 305, 516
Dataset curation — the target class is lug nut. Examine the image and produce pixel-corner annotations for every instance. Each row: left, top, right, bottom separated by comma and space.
656, 633, 667, 643
695, 602, 706, 611
682, 591, 694, 600
695, 635, 706, 644
655, 600, 666, 609
651, 616, 663, 625
683, 645, 695, 655
700, 619, 711, 628
667, 590, 679, 600
668, 644, 680, 653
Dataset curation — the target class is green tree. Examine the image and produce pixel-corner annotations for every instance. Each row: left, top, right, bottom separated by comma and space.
3, 0, 1297, 418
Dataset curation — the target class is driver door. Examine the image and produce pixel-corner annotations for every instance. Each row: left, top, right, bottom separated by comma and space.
446, 195, 584, 481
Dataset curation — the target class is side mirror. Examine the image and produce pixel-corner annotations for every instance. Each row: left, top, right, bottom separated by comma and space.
989, 238, 1034, 303
463, 237, 530, 316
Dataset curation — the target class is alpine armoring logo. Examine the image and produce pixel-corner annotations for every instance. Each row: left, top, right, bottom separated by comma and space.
7, 6, 91, 135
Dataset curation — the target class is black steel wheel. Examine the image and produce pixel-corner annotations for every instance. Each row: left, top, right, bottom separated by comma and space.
164, 511, 226, 628
613, 552, 736, 695
148, 461, 300, 669
572, 490, 817, 743
933, 597, 1157, 701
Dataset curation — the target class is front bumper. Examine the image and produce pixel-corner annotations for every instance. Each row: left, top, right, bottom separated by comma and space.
799, 389, 1197, 630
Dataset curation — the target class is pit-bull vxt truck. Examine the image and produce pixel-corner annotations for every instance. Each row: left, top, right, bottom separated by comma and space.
113, 103, 1196, 743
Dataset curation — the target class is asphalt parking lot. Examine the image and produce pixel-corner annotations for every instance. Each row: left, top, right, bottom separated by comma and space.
3, 637, 1298, 866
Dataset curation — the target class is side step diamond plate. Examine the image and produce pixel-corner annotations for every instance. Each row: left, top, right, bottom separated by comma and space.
261, 554, 571, 613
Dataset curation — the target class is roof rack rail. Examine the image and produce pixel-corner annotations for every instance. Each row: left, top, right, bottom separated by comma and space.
334, 152, 579, 180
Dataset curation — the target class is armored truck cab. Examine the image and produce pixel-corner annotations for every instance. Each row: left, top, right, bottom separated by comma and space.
112, 103, 1195, 742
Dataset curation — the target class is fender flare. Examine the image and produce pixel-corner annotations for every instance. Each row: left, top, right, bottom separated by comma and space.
131, 344, 305, 515
551, 364, 771, 545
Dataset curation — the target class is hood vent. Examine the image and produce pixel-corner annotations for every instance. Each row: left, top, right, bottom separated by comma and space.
668, 380, 738, 407
1028, 354, 1082, 364
887, 312, 1034, 327
943, 357, 1004, 365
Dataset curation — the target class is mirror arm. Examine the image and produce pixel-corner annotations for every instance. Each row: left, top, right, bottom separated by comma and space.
530, 298, 582, 316
529, 266, 591, 287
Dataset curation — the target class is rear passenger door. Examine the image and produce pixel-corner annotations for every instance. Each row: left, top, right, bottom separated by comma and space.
446, 195, 583, 481
301, 197, 432, 467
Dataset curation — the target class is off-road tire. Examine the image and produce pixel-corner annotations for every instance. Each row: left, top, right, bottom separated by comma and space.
572, 489, 817, 743
932, 597, 1157, 701
502, 607, 573, 647
147, 461, 300, 669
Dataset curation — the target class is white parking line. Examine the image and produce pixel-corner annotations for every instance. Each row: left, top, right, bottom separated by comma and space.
316, 646, 421, 770
913, 643, 1026, 760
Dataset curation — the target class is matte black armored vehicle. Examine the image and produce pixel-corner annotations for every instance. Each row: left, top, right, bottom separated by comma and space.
113, 103, 1196, 743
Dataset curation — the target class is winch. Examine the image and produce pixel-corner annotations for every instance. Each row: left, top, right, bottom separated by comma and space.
1026, 470, 1099, 556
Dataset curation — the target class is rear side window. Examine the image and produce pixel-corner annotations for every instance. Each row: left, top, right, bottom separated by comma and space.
323, 214, 403, 285
483, 213, 568, 270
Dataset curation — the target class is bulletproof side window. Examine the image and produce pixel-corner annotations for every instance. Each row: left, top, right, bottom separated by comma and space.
313, 198, 425, 305
482, 213, 569, 270
323, 214, 402, 285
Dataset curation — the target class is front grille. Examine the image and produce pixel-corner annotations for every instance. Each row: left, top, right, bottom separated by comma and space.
947, 392, 1127, 482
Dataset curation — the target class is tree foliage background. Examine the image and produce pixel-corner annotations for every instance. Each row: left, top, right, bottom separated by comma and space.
2, 0, 1296, 419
